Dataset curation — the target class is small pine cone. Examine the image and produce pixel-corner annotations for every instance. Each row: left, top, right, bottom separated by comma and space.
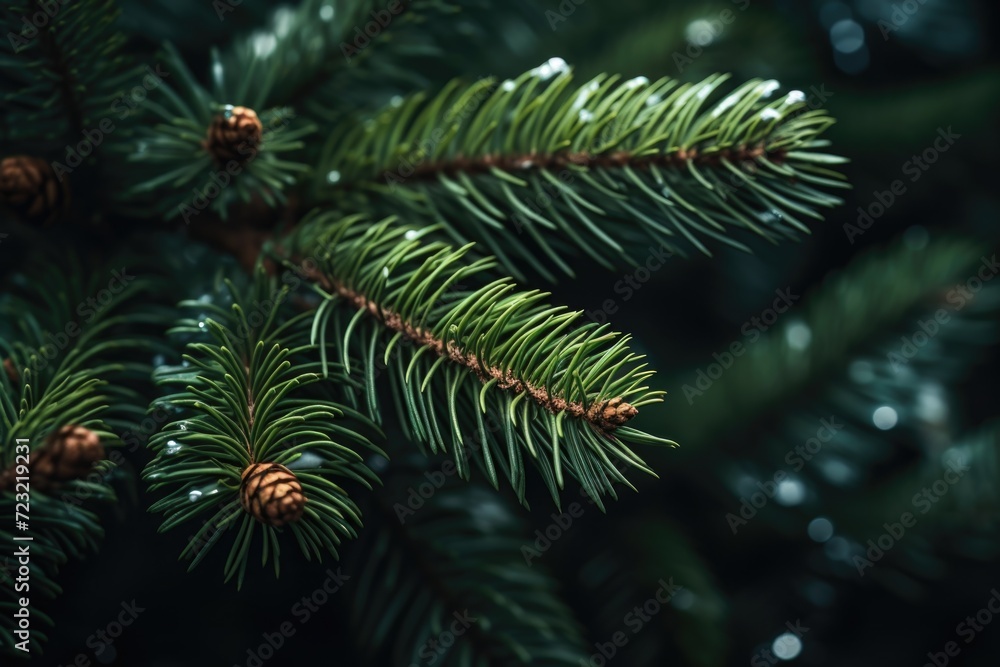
31, 425, 105, 490
240, 462, 306, 527
588, 397, 638, 431
0, 464, 14, 490
0, 155, 69, 226
204, 106, 263, 165
2, 358, 17, 384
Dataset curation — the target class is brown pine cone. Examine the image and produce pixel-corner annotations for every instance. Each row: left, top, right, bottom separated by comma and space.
31, 425, 105, 490
240, 462, 306, 527
204, 106, 263, 165
0, 155, 69, 226
587, 396, 638, 431
2, 358, 17, 384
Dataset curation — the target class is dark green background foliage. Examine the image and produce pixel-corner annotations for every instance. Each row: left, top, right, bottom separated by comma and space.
2, 0, 999, 665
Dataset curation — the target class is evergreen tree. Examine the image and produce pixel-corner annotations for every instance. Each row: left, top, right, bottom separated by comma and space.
1, 1, 997, 665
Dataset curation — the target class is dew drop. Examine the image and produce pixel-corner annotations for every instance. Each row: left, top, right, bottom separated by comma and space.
848, 359, 874, 384
807, 517, 834, 542
830, 18, 865, 54
671, 588, 696, 610
252, 33, 277, 58
273, 8, 294, 37
712, 94, 740, 118
757, 80, 781, 98
785, 321, 812, 351
286, 452, 324, 469
684, 19, 719, 46
785, 90, 806, 104
775, 478, 805, 506
771, 632, 802, 660
530, 57, 569, 81
872, 406, 898, 430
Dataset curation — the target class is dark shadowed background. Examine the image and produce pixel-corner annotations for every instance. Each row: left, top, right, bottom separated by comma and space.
30, 0, 1000, 665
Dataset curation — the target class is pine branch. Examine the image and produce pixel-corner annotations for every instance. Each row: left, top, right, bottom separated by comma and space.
213, 0, 541, 116
669, 235, 996, 451
346, 459, 591, 666
0, 0, 135, 149
572, 514, 728, 667
118, 43, 313, 220
210, 0, 412, 111
283, 213, 674, 509
317, 67, 848, 280
0, 253, 157, 657
143, 268, 383, 588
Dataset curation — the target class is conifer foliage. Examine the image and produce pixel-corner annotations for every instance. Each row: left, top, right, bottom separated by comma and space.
0, 0, 857, 662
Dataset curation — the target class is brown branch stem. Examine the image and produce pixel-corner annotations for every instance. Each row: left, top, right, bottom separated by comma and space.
399, 144, 786, 182
300, 266, 637, 433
